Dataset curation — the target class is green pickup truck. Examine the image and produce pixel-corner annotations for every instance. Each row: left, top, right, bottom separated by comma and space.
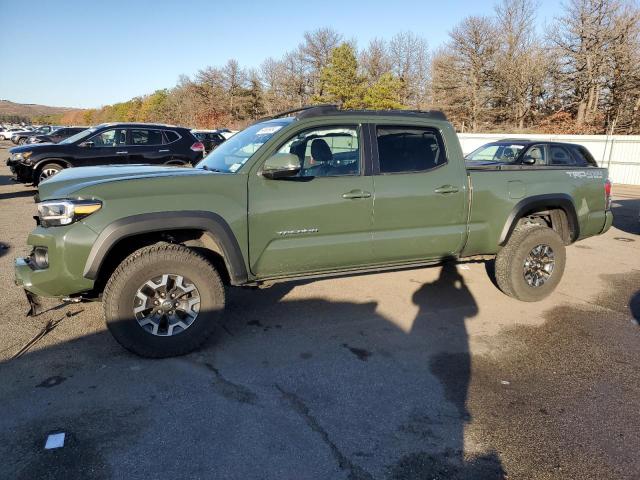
15, 106, 614, 357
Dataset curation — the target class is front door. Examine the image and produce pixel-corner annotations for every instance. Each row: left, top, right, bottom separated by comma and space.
371, 125, 467, 263
76, 128, 128, 166
248, 125, 374, 277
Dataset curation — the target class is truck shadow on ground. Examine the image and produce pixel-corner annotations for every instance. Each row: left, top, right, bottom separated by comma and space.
611, 198, 640, 235
0, 189, 36, 201
2, 263, 505, 480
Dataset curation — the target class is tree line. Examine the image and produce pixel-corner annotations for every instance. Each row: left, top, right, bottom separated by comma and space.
55, 0, 639, 135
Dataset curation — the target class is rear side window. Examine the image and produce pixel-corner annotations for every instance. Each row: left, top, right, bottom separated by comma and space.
130, 129, 164, 145
376, 126, 445, 173
549, 145, 575, 166
569, 145, 597, 167
164, 130, 180, 143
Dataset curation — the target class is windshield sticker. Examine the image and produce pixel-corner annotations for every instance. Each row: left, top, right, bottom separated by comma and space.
256, 126, 282, 135
228, 163, 242, 172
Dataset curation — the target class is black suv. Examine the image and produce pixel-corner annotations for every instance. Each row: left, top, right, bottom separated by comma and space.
465, 139, 598, 167
7, 123, 205, 185
27, 127, 88, 144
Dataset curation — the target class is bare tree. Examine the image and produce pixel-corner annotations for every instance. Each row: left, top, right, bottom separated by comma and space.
388, 32, 431, 108
360, 38, 392, 82
432, 16, 498, 131
299, 27, 343, 97
493, 0, 548, 129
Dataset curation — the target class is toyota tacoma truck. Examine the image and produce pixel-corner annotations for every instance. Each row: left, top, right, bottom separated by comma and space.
14, 106, 614, 358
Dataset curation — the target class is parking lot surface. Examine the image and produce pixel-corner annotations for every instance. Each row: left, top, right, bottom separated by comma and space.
0, 141, 639, 479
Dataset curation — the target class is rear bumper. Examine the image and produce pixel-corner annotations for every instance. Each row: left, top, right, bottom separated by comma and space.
601, 210, 614, 234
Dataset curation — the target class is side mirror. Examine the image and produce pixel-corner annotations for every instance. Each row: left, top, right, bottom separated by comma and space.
79, 141, 94, 148
262, 153, 301, 179
522, 155, 536, 165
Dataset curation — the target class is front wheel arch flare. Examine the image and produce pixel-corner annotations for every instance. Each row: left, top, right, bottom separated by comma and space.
83, 211, 248, 286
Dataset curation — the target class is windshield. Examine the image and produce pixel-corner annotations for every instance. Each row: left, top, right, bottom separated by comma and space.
196, 119, 292, 173
465, 143, 526, 163
60, 127, 96, 145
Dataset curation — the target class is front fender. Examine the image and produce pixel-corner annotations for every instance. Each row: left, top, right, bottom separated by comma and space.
83, 211, 248, 285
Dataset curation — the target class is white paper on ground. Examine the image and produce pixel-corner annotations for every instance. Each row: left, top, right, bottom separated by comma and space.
44, 433, 65, 449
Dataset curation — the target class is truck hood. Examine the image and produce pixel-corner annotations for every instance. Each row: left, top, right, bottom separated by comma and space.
38, 164, 211, 200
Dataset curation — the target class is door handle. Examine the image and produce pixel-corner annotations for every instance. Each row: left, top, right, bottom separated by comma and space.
342, 189, 372, 199
434, 185, 459, 194
116, 151, 128, 155
158, 149, 170, 153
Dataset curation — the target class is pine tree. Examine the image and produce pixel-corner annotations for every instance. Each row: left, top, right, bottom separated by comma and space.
363, 73, 405, 109
316, 43, 364, 108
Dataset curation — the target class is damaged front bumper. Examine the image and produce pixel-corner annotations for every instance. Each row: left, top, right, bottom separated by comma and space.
6, 158, 35, 183
15, 258, 45, 316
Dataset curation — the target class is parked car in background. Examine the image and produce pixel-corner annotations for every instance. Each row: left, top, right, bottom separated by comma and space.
218, 128, 238, 139
0, 127, 25, 140
27, 126, 88, 144
465, 139, 598, 167
7, 122, 205, 185
191, 129, 226, 153
11, 125, 61, 145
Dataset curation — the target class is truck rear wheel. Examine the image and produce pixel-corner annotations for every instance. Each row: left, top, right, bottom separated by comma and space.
103, 243, 225, 358
495, 224, 566, 302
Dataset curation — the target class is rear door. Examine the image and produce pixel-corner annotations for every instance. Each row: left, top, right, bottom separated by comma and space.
371, 124, 467, 263
127, 128, 171, 165
248, 124, 375, 277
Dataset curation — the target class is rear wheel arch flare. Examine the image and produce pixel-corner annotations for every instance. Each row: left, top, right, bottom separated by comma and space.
499, 194, 579, 246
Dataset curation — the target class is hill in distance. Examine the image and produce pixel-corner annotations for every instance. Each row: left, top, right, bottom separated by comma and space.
0, 99, 84, 121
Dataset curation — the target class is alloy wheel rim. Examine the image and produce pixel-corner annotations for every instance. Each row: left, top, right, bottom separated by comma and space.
133, 273, 201, 336
523, 244, 555, 287
39, 168, 60, 182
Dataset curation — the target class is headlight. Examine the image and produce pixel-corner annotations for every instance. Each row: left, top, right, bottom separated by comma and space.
12, 151, 33, 163
37, 199, 102, 227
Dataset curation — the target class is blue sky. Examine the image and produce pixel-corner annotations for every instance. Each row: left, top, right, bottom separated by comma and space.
0, 0, 560, 108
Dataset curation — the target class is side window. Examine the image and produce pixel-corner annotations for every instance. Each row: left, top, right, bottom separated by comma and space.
376, 126, 445, 173
164, 130, 180, 143
523, 145, 546, 165
90, 128, 126, 147
549, 145, 575, 166
276, 126, 360, 177
569, 146, 597, 167
130, 129, 164, 145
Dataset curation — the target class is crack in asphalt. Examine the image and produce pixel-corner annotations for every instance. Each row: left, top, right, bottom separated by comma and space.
275, 384, 374, 480
203, 363, 258, 405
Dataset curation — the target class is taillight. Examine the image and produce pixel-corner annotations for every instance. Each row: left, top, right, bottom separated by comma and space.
604, 179, 612, 210
190, 142, 205, 152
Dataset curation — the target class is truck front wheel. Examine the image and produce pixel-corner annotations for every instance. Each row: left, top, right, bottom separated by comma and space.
103, 243, 225, 358
495, 224, 566, 302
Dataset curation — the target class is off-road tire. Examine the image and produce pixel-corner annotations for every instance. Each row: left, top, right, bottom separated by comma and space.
103, 243, 225, 358
495, 224, 566, 302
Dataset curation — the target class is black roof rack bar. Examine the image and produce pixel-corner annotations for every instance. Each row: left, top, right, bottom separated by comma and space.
260, 104, 339, 121
256, 105, 448, 123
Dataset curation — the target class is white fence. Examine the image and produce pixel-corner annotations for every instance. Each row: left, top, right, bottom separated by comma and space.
457, 133, 640, 186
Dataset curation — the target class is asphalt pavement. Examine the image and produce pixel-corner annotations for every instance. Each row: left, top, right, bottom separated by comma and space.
0, 141, 638, 479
